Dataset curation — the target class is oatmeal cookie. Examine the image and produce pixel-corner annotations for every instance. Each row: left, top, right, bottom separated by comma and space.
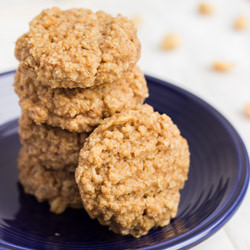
15, 7, 141, 89
75, 104, 190, 238
19, 113, 88, 171
18, 147, 82, 214
14, 66, 148, 133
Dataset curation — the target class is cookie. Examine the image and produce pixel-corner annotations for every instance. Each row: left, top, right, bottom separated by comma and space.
75, 104, 190, 237
14, 66, 148, 132
18, 147, 82, 214
15, 7, 141, 89
19, 113, 88, 171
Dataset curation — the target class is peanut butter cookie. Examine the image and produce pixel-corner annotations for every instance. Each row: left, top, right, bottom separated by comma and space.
15, 7, 140, 89
14, 66, 148, 132
18, 113, 88, 171
18, 147, 82, 214
75, 104, 190, 237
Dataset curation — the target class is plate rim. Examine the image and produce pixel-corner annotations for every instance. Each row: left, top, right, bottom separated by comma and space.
0, 71, 249, 250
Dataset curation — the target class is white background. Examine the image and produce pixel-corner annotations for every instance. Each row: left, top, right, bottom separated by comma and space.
0, 0, 250, 249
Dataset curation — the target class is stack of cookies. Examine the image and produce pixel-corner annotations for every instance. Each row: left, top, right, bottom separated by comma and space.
14, 7, 190, 238
14, 8, 148, 214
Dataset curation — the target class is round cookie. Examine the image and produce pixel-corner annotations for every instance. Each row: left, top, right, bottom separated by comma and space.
75, 104, 190, 238
14, 66, 148, 133
18, 147, 82, 214
15, 7, 141, 89
19, 113, 88, 171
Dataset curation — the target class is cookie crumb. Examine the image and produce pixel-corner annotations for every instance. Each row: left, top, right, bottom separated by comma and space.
244, 103, 250, 118
50, 197, 67, 214
54, 233, 60, 237
234, 15, 247, 30
199, 3, 214, 15
161, 34, 181, 50
212, 61, 234, 72
131, 15, 143, 27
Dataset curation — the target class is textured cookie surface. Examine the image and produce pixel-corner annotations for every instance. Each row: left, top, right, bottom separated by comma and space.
15, 7, 140, 88
18, 113, 88, 171
75, 104, 190, 237
18, 147, 82, 214
14, 66, 148, 132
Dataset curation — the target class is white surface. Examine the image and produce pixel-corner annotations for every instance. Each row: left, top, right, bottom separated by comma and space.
0, 0, 250, 249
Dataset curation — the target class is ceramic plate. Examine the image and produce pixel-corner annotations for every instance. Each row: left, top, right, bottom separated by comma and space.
0, 71, 249, 250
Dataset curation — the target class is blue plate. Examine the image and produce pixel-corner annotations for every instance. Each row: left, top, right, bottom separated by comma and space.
0, 71, 249, 250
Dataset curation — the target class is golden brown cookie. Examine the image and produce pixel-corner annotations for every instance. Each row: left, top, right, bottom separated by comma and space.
15, 7, 141, 89
18, 113, 88, 171
75, 104, 190, 238
18, 147, 82, 214
14, 66, 148, 133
